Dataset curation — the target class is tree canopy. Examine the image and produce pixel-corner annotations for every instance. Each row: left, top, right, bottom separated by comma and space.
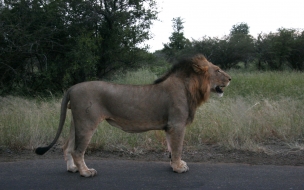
1, 2, 303, 97
0, 0, 158, 95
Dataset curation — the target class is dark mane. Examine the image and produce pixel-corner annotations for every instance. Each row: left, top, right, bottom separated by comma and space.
153, 54, 210, 124
154, 54, 207, 84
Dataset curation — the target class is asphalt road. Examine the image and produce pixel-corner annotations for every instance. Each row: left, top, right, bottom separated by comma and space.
0, 159, 303, 190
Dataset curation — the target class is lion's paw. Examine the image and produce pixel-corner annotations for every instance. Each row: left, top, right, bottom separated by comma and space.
80, 168, 97, 177
171, 160, 189, 173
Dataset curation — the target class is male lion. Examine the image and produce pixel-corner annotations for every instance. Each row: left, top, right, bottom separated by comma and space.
35, 54, 231, 177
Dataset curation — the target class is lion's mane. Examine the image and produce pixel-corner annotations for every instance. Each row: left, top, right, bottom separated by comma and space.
154, 55, 210, 124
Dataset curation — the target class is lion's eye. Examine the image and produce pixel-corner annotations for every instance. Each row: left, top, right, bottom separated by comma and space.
217, 70, 220, 73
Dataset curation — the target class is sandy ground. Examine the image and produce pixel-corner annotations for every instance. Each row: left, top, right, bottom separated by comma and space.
1, 142, 303, 166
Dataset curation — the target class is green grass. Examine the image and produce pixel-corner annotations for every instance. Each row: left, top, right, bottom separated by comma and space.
226, 71, 304, 100
0, 69, 303, 153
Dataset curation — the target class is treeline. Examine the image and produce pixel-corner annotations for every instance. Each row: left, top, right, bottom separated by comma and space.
0, 0, 158, 95
1, 1, 303, 96
161, 20, 304, 71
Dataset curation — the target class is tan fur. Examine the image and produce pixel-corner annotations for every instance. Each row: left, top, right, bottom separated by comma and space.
37, 54, 231, 177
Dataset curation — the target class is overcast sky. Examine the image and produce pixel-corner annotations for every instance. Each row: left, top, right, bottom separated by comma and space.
146, 0, 304, 52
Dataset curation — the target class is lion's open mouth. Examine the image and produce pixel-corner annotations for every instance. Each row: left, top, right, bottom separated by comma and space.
215, 86, 224, 94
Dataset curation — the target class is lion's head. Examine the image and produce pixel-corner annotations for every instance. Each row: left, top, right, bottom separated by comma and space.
155, 54, 231, 123
191, 55, 231, 98
155, 54, 231, 100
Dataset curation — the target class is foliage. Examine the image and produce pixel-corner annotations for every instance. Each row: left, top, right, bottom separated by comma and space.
1, 1, 304, 97
256, 28, 304, 70
230, 22, 250, 35
161, 22, 303, 71
162, 17, 191, 62
0, 0, 158, 95
184, 23, 255, 69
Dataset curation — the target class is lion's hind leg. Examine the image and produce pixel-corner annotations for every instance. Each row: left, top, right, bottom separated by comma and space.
166, 133, 172, 158
71, 117, 99, 177
63, 119, 78, 173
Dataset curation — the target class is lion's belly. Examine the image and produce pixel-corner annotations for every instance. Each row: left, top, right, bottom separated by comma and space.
105, 117, 167, 133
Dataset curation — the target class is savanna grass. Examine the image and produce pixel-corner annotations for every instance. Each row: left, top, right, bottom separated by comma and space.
0, 69, 303, 153
0, 96, 70, 150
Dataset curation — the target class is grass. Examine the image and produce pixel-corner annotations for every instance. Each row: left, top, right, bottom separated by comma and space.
0, 96, 71, 150
0, 69, 304, 153
226, 71, 304, 100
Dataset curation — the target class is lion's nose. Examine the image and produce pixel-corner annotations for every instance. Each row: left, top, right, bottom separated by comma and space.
229, 78, 231, 81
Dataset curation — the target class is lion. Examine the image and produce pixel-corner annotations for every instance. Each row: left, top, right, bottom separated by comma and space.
35, 54, 231, 177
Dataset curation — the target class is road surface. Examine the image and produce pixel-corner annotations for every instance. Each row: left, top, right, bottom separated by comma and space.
0, 159, 303, 189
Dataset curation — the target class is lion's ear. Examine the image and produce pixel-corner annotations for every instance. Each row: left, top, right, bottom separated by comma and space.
193, 64, 208, 74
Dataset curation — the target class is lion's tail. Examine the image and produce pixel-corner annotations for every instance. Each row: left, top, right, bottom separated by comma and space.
35, 89, 71, 155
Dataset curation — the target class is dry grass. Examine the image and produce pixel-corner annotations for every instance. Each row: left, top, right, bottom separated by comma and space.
0, 96, 70, 150
188, 97, 304, 151
0, 69, 303, 153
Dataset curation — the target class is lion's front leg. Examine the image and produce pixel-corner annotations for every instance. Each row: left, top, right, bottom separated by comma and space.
170, 159, 189, 173
166, 127, 189, 173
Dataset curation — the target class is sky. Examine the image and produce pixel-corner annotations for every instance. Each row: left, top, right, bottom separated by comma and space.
146, 0, 304, 52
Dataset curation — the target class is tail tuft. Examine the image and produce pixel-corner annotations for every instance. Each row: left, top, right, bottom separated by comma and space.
35, 146, 50, 155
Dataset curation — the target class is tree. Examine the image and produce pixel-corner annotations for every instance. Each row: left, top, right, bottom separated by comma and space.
225, 23, 255, 69
288, 30, 304, 71
94, 0, 158, 77
162, 17, 190, 60
256, 28, 304, 70
0, 0, 158, 95
230, 22, 250, 35
0, 0, 68, 93
190, 23, 255, 69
